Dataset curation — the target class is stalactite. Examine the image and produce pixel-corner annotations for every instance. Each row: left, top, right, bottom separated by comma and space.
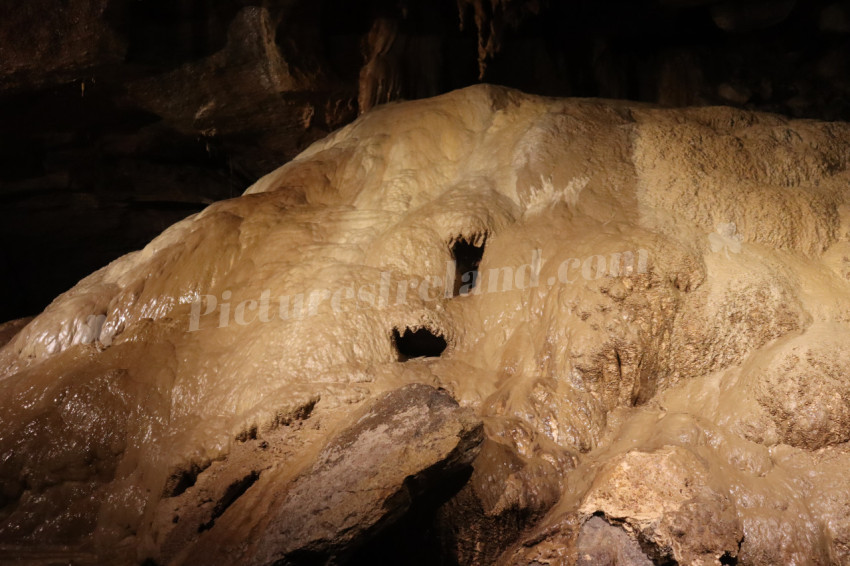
456, 0, 543, 79
358, 17, 403, 114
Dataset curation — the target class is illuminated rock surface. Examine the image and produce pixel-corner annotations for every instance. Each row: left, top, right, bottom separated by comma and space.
2, 85, 850, 565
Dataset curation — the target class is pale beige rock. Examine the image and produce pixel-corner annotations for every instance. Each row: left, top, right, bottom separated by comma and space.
1, 85, 850, 565
754, 324, 850, 449
579, 446, 743, 565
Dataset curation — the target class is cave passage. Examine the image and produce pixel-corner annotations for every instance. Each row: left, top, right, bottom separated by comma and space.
451, 236, 485, 297
393, 327, 448, 361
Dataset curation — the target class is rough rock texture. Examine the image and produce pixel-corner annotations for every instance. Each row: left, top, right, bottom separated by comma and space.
579, 446, 743, 565
2, 85, 850, 565
147, 383, 482, 566
250, 384, 481, 566
4, 0, 850, 322
576, 516, 652, 566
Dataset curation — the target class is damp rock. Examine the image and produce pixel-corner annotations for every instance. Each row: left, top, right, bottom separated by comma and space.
244, 384, 482, 565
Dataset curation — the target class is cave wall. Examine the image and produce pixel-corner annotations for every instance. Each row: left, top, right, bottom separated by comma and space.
2, 0, 849, 321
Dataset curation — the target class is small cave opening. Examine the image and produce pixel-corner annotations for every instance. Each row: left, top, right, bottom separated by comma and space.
393, 327, 448, 361
450, 236, 486, 297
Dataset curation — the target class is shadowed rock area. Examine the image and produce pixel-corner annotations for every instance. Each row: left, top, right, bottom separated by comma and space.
2, 85, 850, 565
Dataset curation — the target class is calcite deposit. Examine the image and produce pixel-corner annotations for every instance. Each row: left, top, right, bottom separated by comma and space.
2, 85, 850, 565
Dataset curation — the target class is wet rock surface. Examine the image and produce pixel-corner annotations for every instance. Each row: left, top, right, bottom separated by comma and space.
142, 384, 482, 566
249, 384, 482, 566
1, 84, 850, 564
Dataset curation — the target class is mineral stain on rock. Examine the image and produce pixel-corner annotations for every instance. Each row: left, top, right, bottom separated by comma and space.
2, 85, 850, 564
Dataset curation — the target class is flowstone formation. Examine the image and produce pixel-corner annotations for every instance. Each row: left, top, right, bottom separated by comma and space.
2, 85, 850, 565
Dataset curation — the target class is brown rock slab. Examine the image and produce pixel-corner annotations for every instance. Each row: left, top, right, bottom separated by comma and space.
249, 384, 483, 565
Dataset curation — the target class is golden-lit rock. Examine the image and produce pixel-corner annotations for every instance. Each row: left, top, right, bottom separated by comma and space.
2, 84, 850, 565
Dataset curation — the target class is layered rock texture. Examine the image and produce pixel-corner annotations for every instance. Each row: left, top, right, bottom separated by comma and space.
2, 85, 850, 565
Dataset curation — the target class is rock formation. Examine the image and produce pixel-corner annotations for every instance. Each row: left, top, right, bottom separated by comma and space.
4, 0, 850, 324
2, 85, 850, 565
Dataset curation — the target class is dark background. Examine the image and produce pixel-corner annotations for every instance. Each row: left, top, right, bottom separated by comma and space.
1, 0, 848, 322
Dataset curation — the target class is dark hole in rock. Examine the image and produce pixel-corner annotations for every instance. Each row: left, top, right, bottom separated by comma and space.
162, 461, 211, 498
393, 327, 447, 361
451, 236, 486, 297
235, 424, 258, 443
198, 470, 260, 532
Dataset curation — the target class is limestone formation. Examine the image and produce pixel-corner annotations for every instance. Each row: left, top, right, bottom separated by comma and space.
2, 85, 850, 565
